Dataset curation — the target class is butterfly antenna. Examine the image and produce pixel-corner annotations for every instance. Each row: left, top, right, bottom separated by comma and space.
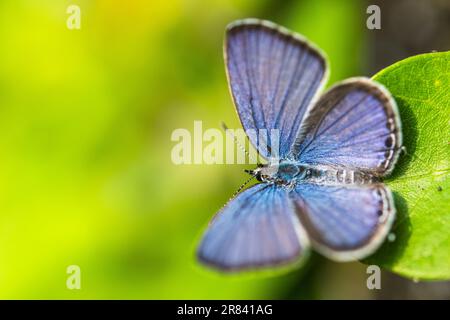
221, 121, 259, 164
214, 174, 256, 219
231, 175, 255, 199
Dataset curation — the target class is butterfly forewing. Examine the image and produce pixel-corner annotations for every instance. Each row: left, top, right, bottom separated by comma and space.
197, 184, 309, 271
225, 19, 328, 158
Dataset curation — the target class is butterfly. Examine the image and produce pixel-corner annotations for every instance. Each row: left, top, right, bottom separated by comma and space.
197, 19, 402, 271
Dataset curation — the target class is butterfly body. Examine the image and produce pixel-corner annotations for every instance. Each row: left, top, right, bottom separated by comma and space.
197, 19, 402, 271
253, 161, 378, 186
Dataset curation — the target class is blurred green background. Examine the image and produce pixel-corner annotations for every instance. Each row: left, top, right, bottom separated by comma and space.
0, 0, 447, 299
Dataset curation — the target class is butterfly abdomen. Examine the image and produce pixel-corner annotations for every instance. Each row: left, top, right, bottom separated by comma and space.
264, 162, 378, 186
298, 166, 377, 185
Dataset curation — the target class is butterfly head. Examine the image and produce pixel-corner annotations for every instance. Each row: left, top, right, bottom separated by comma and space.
244, 164, 279, 183
245, 162, 311, 185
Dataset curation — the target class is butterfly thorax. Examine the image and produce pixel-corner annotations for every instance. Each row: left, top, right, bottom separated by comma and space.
252, 161, 378, 186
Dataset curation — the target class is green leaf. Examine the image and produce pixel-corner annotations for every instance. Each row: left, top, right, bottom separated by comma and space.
366, 52, 450, 280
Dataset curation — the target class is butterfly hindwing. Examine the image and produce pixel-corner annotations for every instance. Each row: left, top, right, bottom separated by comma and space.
292, 78, 402, 176
197, 183, 309, 271
290, 183, 395, 261
225, 19, 328, 158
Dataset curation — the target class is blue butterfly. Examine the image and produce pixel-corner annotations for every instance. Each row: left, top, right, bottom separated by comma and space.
197, 19, 402, 271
